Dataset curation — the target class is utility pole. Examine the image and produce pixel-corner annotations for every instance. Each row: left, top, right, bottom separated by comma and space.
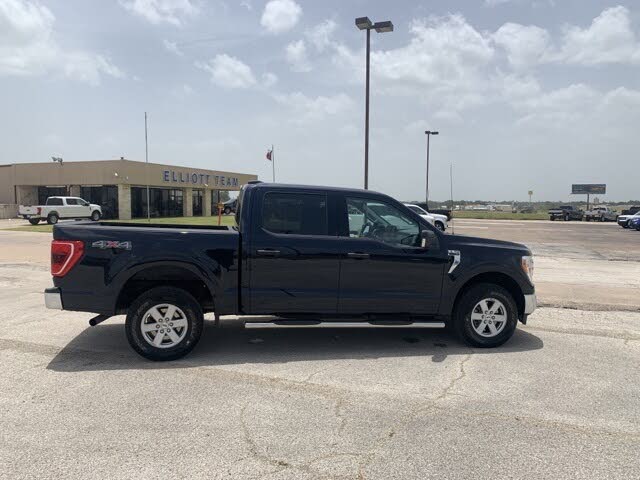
425, 130, 439, 207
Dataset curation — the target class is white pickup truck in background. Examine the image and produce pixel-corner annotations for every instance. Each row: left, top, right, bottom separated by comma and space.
404, 203, 448, 231
584, 205, 618, 222
19, 197, 102, 225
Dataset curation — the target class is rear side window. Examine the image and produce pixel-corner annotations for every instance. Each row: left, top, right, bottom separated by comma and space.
66, 198, 78, 205
262, 192, 327, 235
47, 198, 63, 206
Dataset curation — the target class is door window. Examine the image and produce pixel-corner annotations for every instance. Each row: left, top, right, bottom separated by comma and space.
262, 193, 327, 235
346, 197, 420, 247
66, 198, 78, 205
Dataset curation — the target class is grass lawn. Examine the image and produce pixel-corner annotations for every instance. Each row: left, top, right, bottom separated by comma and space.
3, 215, 236, 233
452, 211, 548, 220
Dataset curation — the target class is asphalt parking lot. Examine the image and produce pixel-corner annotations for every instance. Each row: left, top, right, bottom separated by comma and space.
1, 220, 639, 479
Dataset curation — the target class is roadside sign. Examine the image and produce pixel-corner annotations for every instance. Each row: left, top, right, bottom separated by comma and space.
571, 184, 606, 195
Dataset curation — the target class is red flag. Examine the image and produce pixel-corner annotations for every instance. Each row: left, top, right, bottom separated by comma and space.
266, 149, 272, 161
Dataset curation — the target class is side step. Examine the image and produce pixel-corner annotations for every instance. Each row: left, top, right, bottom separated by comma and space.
245, 320, 445, 329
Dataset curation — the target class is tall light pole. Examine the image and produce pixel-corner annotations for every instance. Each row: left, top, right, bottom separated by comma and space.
424, 130, 439, 207
355, 16, 393, 190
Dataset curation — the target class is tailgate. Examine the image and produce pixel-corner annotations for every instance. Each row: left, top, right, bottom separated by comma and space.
19, 206, 39, 215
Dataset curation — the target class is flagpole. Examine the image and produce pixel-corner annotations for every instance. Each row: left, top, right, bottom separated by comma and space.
272, 144, 275, 182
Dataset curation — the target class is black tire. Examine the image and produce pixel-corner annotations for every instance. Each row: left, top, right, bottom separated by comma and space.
435, 221, 445, 231
585, 217, 591, 222
125, 286, 204, 361
91, 210, 101, 221
550, 216, 555, 221
224, 207, 231, 215
451, 283, 518, 348
47, 213, 58, 225
28, 218, 40, 225
564, 214, 570, 221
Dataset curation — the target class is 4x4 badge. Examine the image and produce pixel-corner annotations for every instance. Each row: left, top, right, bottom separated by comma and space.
91, 240, 132, 250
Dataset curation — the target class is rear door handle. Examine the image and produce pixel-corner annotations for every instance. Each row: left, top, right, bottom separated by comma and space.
347, 252, 370, 260
256, 249, 281, 257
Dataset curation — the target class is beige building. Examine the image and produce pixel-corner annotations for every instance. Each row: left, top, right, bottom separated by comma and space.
0, 159, 258, 220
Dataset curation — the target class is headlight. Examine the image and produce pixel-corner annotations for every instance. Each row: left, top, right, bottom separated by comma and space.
521, 255, 534, 282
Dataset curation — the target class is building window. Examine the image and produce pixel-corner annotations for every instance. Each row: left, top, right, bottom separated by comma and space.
192, 189, 203, 216
80, 186, 118, 219
38, 186, 68, 205
131, 187, 184, 218
210, 190, 230, 215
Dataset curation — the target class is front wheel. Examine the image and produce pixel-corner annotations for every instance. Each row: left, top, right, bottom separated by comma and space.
434, 221, 445, 231
28, 218, 40, 225
451, 283, 518, 348
564, 214, 570, 221
224, 207, 232, 215
91, 210, 101, 221
125, 286, 204, 361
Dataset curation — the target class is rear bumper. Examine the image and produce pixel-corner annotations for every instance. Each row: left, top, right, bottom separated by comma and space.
44, 287, 63, 310
524, 293, 536, 314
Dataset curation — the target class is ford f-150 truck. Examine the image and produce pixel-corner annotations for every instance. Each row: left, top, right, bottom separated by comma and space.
19, 196, 102, 225
45, 182, 536, 361
548, 205, 583, 221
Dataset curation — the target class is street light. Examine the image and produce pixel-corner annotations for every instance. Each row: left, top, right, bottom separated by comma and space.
355, 16, 394, 190
424, 130, 439, 207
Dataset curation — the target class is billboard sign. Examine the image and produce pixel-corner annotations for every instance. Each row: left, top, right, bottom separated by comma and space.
571, 184, 606, 195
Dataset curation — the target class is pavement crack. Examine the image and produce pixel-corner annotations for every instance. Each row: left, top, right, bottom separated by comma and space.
434, 352, 472, 402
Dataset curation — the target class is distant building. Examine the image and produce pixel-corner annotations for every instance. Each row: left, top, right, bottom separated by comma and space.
0, 159, 258, 219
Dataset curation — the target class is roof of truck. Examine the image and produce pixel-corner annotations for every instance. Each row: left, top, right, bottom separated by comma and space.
248, 182, 385, 196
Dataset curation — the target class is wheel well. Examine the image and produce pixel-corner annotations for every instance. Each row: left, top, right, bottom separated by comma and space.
454, 272, 525, 317
47, 211, 59, 217
116, 266, 214, 314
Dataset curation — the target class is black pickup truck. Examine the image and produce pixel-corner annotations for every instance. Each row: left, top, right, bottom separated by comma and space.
45, 182, 536, 361
548, 205, 583, 221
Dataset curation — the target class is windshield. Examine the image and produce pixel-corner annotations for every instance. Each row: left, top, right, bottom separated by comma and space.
407, 205, 427, 215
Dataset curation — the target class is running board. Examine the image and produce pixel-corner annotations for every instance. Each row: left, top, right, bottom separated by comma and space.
244, 320, 445, 329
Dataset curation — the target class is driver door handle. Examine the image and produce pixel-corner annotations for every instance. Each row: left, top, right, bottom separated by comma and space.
256, 249, 281, 257
347, 252, 370, 260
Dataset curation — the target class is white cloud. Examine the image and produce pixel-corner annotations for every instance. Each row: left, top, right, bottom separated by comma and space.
0, 0, 124, 84
306, 19, 337, 52
285, 39, 311, 72
119, 0, 197, 26
195, 54, 256, 88
260, 0, 301, 34
273, 92, 353, 122
262, 72, 278, 87
163, 39, 183, 56
493, 23, 551, 69
557, 6, 640, 65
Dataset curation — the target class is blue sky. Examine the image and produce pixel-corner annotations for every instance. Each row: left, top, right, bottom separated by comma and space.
2, 0, 639, 201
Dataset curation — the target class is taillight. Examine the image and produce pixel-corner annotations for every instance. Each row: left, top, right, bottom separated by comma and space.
51, 240, 84, 277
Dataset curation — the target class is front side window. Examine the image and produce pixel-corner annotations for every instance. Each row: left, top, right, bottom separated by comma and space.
346, 197, 420, 247
262, 192, 327, 235
66, 198, 78, 205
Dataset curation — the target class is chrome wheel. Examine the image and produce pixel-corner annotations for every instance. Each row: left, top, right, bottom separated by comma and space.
140, 303, 188, 349
470, 298, 507, 338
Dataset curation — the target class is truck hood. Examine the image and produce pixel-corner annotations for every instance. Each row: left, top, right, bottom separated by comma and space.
447, 234, 531, 255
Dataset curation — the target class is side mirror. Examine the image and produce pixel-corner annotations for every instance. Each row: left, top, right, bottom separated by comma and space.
420, 229, 437, 249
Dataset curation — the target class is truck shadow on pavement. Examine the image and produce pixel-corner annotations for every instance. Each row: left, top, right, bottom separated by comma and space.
47, 317, 543, 373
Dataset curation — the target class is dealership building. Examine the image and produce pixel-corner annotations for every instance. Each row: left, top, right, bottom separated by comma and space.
0, 159, 258, 220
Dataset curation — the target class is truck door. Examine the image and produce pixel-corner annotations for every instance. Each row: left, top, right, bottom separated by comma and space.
336, 195, 448, 315
247, 189, 341, 314
64, 198, 82, 218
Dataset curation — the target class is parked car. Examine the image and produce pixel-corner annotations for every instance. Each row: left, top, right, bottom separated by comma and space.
213, 198, 237, 215
18, 196, 102, 225
584, 206, 618, 222
44, 182, 536, 361
629, 217, 640, 231
548, 205, 583, 221
404, 203, 448, 231
617, 211, 640, 228
621, 206, 640, 216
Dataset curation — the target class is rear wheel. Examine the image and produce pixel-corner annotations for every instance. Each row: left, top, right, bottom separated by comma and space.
47, 213, 58, 225
28, 218, 40, 225
125, 286, 204, 361
224, 207, 232, 215
452, 283, 518, 348
550, 216, 555, 221
91, 210, 101, 221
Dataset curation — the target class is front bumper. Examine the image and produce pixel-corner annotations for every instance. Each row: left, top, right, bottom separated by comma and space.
44, 287, 63, 310
524, 293, 536, 314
